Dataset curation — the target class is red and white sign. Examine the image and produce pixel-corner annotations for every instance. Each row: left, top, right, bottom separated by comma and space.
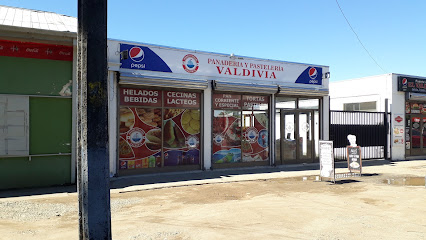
395, 116, 403, 123
213, 94, 241, 110
0, 39, 73, 61
164, 91, 200, 108
120, 88, 162, 107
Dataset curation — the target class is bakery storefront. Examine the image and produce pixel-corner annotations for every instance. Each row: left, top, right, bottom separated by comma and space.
107, 39, 330, 176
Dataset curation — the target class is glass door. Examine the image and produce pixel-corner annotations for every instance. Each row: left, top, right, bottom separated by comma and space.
277, 110, 314, 164
280, 111, 296, 163
298, 111, 313, 160
410, 115, 426, 155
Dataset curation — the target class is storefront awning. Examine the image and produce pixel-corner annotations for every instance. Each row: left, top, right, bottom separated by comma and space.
212, 80, 278, 94
119, 72, 208, 90
278, 85, 329, 97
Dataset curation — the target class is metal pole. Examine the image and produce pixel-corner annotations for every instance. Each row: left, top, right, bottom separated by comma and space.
77, 0, 111, 239
384, 98, 389, 160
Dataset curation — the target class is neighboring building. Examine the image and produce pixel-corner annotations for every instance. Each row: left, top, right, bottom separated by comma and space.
107, 39, 330, 176
0, 6, 77, 189
330, 74, 393, 112
330, 73, 426, 160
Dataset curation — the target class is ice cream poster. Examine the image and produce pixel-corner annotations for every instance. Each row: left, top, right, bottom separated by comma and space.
119, 107, 162, 169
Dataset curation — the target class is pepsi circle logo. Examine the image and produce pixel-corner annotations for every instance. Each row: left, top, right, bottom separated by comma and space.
182, 54, 199, 73
129, 47, 145, 62
308, 67, 318, 79
402, 78, 408, 85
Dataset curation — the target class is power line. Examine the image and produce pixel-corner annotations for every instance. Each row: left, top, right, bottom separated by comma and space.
335, 0, 387, 73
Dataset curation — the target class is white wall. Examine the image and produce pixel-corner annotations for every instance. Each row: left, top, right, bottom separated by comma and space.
330, 74, 392, 112
390, 74, 406, 160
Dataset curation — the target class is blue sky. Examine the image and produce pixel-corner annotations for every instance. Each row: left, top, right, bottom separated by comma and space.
2, 0, 425, 81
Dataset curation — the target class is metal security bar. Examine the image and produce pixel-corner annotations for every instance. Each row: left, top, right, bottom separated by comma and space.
330, 111, 390, 160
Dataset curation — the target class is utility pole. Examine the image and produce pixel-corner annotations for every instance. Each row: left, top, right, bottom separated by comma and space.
77, 0, 111, 239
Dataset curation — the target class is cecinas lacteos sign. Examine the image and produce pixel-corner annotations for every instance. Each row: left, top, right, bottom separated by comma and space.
398, 76, 426, 93
120, 43, 324, 86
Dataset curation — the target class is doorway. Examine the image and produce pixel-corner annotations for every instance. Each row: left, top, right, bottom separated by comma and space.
276, 110, 316, 164
409, 115, 426, 156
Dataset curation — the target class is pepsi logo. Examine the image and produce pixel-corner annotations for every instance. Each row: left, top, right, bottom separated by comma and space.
402, 78, 408, 85
308, 67, 318, 79
129, 47, 145, 62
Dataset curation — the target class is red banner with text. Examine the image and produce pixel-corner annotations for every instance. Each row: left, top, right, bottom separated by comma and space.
0, 39, 73, 61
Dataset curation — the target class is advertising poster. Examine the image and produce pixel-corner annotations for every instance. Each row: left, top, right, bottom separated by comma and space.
119, 88, 201, 169
241, 95, 269, 162
411, 117, 421, 148
410, 103, 423, 114
119, 107, 162, 170
212, 110, 242, 163
392, 114, 404, 146
405, 102, 411, 114
119, 88, 163, 170
163, 91, 201, 166
405, 117, 411, 150
319, 141, 334, 179
212, 94, 242, 164
347, 146, 362, 173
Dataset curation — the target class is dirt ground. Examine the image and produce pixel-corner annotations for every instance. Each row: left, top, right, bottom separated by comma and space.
1, 160, 426, 240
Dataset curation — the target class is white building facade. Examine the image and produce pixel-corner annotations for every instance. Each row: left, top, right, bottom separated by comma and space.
330, 73, 426, 160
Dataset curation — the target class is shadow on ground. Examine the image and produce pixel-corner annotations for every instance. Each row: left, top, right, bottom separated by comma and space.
0, 159, 399, 198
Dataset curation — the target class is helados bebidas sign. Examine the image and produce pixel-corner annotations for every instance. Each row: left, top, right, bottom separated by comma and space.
119, 43, 324, 86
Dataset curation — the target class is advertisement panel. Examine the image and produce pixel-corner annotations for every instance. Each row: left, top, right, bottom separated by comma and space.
119, 107, 162, 169
393, 114, 404, 146
319, 140, 334, 179
0, 39, 73, 61
119, 87, 201, 170
398, 76, 426, 93
163, 108, 200, 166
347, 146, 362, 173
241, 111, 269, 162
212, 94, 269, 164
120, 43, 324, 86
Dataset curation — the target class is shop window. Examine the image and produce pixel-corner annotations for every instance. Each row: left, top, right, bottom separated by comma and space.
212, 94, 269, 164
299, 98, 319, 110
344, 101, 376, 111
276, 97, 296, 109
118, 88, 201, 172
